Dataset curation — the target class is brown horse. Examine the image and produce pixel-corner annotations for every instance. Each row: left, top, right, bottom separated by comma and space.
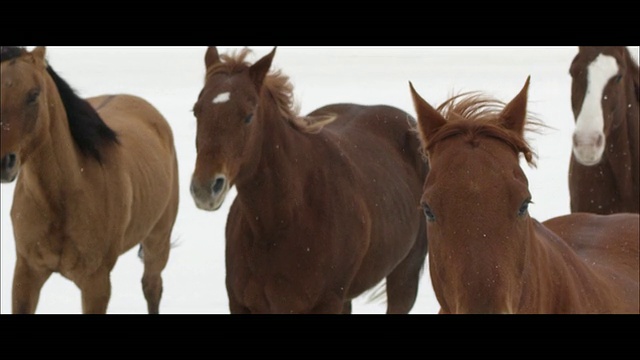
410, 77, 639, 314
190, 47, 428, 313
0, 47, 179, 314
568, 46, 639, 214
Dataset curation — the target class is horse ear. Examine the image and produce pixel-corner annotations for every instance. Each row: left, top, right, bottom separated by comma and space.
409, 81, 446, 147
31, 46, 46, 60
500, 76, 530, 136
29, 47, 47, 68
249, 47, 276, 93
205, 47, 220, 69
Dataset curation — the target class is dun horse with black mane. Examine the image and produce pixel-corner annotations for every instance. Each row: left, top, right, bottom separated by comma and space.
0, 47, 179, 314
190, 47, 429, 313
410, 77, 639, 314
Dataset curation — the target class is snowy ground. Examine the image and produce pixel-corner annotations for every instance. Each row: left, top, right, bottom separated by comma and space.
2, 46, 637, 314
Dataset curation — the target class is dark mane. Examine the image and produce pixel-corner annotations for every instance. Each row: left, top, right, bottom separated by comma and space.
207, 48, 336, 133
623, 46, 639, 71
427, 92, 540, 166
0, 46, 26, 62
45, 65, 119, 163
206, 47, 253, 78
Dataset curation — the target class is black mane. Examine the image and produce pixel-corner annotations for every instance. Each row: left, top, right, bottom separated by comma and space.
0, 46, 25, 62
1, 46, 118, 163
46, 66, 119, 163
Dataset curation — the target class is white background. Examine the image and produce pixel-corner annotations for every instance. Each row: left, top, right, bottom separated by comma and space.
1, 46, 637, 314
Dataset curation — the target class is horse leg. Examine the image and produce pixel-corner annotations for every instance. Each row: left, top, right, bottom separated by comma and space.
79, 268, 112, 314
140, 242, 169, 314
308, 294, 346, 314
139, 180, 177, 314
12, 255, 52, 314
342, 300, 353, 314
140, 228, 171, 314
228, 296, 251, 314
385, 223, 428, 314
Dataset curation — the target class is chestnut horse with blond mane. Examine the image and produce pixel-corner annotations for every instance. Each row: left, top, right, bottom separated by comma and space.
569, 46, 639, 214
190, 47, 428, 313
0, 47, 179, 314
410, 77, 639, 314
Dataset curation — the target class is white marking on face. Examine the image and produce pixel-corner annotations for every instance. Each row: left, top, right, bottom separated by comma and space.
572, 54, 619, 165
212, 92, 230, 104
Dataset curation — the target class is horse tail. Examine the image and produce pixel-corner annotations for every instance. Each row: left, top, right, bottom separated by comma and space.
367, 280, 388, 304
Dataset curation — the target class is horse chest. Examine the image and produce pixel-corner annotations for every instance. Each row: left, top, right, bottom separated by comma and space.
12, 201, 110, 277
238, 273, 319, 314
570, 161, 621, 213
240, 241, 325, 284
228, 238, 331, 313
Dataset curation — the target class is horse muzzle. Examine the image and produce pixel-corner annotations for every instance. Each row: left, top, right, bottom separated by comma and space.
1, 153, 19, 183
190, 174, 230, 211
572, 131, 605, 166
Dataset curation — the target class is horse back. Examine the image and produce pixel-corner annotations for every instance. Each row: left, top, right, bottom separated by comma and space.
309, 103, 428, 180
543, 213, 639, 284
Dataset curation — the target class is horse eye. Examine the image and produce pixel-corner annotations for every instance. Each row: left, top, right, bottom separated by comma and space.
422, 203, 435, 222
614, 74, 623, 84
26, 88, 41, 104
244, 113, 253, 124
518, 198, 532, 217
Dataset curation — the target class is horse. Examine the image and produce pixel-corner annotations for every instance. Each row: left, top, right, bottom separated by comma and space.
0, 47, 179, 314
568, 46, 639, 214
409, 77, 639, 314
189, 47, 429, 314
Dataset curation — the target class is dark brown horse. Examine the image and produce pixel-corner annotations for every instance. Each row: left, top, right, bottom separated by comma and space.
410, 77, 639, 314
569, 46, 639, 214
190, 47, 428, 313
0, 47, 179, 313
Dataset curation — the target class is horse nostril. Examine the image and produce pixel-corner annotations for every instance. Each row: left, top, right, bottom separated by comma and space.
596, 134, 604, 147
212, 177, 226, 195
4, 153, 17, 169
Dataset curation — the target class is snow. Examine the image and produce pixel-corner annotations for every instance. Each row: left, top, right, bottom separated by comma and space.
1, 46, 638, 314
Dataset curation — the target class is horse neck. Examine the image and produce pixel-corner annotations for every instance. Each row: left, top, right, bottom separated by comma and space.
234, 102, 311, 224
18, 80, 85, 206
623, 68, 640, 195
621, 57, 639, 159
604, 81, 640, 208
519, 220, 608, 313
